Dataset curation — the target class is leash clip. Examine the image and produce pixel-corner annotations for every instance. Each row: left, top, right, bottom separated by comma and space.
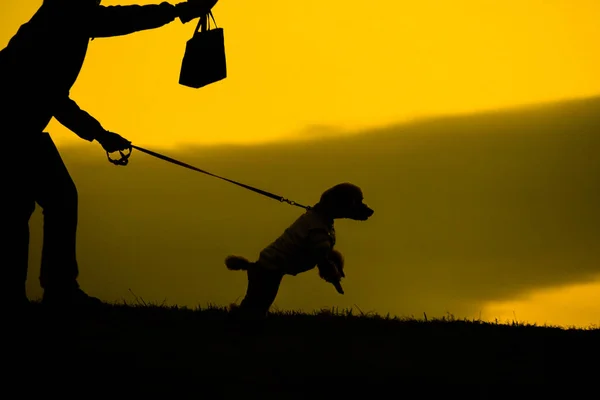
280, 197, 311, 210
106, 146, 133, 166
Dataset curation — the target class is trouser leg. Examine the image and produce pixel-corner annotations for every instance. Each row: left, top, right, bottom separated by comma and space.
1, 138, 37, 306
32, 133, 80, 290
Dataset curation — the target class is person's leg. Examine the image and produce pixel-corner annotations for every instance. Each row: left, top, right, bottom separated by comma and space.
1, 175, 35, 309
31, 133, 103, 308
238, 264, 284, 320
0, 133, 37, 310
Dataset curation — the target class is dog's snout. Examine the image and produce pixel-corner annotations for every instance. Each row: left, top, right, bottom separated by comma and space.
354, 204, 374, 220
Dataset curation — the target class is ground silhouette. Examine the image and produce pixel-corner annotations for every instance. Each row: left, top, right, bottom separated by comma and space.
10, 303, 600, 396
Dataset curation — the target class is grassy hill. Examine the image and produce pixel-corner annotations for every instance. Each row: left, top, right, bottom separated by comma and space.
10, 303, 599, 396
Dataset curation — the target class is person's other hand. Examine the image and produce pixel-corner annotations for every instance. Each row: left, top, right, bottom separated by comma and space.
96, 130, 131, 153
176, 0, 219, 24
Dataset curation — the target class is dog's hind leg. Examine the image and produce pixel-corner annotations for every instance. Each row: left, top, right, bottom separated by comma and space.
236, 265, 284, 320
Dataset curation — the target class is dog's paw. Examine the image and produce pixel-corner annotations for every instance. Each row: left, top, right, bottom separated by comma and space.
332, 280, 344, 295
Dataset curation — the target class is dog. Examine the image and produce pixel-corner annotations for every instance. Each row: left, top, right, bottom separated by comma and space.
224, 182, 374, 319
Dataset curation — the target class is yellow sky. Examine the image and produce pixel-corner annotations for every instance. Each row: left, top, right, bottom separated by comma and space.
2, 0, 600, 149
3, 1, 600, 328
482, 279, 600, 329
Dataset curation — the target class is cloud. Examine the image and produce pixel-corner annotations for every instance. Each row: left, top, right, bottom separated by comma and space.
25, 96, 600, 318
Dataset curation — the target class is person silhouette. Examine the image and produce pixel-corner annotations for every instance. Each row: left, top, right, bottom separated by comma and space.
0, 0, 219, 312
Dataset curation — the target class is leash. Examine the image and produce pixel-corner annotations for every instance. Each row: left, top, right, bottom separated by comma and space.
106, 145, 312, 210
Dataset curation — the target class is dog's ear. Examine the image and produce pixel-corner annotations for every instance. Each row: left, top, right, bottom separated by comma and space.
319, 183, 361, 212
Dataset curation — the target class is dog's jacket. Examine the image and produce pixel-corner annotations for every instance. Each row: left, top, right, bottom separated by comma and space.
257, 209, 336, 276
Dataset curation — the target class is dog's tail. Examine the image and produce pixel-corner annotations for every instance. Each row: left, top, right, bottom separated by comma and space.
225, 255, 253, 271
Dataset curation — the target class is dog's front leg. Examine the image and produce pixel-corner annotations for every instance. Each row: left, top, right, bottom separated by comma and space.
317, 262, 345, 294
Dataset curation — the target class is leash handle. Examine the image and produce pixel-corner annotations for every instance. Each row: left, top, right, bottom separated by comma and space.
106, 146, 132, 166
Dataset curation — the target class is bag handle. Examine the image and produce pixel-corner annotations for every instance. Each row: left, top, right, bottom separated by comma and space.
194, 11, 218, 35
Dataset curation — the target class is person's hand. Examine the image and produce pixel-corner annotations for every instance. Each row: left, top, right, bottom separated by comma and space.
96, 130, 131, 153
176, 0, 219, 24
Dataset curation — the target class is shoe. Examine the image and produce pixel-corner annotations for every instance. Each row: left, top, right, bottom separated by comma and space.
42, 286, 107, 312
2, 295, 31, 320
1, 284, 30, 311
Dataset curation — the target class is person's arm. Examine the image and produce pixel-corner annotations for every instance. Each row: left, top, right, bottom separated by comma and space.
89, 2, 178, 38
53, 96, 105, 142
53, 96, 132, 153
88, 1, 217, 38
